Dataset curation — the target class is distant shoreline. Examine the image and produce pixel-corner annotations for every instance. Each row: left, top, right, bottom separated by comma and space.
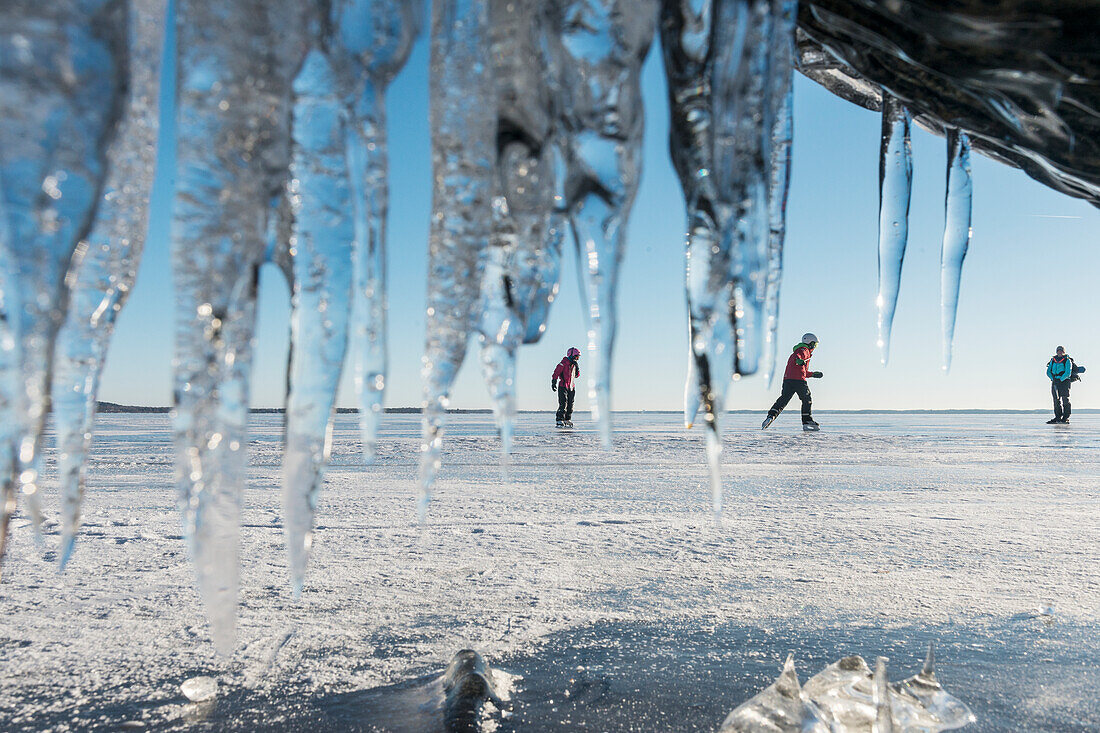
96, 402, 1098, 415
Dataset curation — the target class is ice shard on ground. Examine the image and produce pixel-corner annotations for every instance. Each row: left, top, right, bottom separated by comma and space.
477, 0, 558, 460
0, 0, 128, 570
52, 0, 167, 570
894, 643, 976, 730
419, 0, 494, 517
940, 129, 972, 372
547, 0, 658, 448
719, 653, 830, 733
171, 0, 309, 651
875, 95, 913, 365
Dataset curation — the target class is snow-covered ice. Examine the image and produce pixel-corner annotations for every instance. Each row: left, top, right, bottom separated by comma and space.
0, 411, 1097, 730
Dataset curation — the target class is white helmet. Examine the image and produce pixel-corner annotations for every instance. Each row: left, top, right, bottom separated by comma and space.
802, 332, 818, 345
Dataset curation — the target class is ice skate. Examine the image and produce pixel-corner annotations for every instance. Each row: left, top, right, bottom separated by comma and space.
802, 418, 820, 432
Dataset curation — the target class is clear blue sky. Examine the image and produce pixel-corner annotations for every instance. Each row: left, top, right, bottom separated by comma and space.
99, 25, 1099, 412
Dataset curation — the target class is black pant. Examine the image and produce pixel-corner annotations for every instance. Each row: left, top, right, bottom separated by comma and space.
556, 386, 575, 421
769, 379, 812, 422
1052, 379, 1071, 420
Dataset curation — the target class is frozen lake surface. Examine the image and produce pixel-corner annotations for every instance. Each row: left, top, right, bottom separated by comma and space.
1, 411, 1098, 730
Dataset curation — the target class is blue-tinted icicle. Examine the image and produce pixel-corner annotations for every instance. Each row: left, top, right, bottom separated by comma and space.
940, 129, 972, 372
419, 0, 493, 518
0, 0, 128, 570
171, 0, 308, 652
684, 344, 701, 429
283, 50, 354, 597
338, 0, 421, 464
53, 0, 167, 570
282, 0, 420, 596
872, 657, 895, 733
875, 95, 912, 365
548, 0, 658, 449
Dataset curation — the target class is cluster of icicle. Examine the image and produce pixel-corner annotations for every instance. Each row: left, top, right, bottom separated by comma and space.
0, 0, 980, 655
875, 96, 973, 370
720, 644, 975, 733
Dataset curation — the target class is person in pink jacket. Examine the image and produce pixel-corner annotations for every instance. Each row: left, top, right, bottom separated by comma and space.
551, 347, 581, 427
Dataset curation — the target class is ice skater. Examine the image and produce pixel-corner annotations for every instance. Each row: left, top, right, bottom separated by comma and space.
762, 333, 823, 431
551, 347, 581, 428
1046, 345, 1077, 424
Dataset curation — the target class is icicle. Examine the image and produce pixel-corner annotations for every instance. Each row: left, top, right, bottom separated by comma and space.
52, 0, 167, 570
875, 95, 912, 365
894, 643, 976, 729
872, 657, 895, 733
719, 654, 831, 733
419, 0, 494, 518
476, 0, 557, 463
282, 49, 355, 597
0, 0, 129, 569
940, 129, 972, 372
171, 0, 309, 652
710, 0, 778, 378
336, 0, 421, 464
763, 1, 797, 386
547, 0, 658, 449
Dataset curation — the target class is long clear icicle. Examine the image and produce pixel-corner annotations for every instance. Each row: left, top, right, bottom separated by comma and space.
940, 129, 972, 372
762, 0, 797, 386
419, 0, 494, 518
548, 0, 658, 449
660, 0, 717, 436
283, 50, 355, 597
711, 0, 774, 378
52, 0, 167, 570
171, 0, 307, 652
662, 0, 791, 515
0, 0, 128, 569
282, 0, 420, 594
477, 0, 557, 462
875, 95, 912, 365
338, 0, 421, 464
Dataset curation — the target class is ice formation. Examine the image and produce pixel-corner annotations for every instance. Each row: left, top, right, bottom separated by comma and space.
0, 0, 129, 571
719, 654, 830, 732
939, 130, 972, 372
171, 0, 311, 652
547, 0, 658, 448
662, 0, 796, 512
477, 0, 559, 461
875, 95, 913, 366
724, 648, 975, 732
3, 0, 1096, 657
419, 0, 494, 517
283, 0, 420, 596
52, 0, 167, 570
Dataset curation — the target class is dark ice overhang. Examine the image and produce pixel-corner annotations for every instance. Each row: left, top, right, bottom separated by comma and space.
796, 0, 1100, 207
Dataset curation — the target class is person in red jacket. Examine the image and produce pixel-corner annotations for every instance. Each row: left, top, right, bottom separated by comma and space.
762, 333, 823, 431
551, 347, 581, 427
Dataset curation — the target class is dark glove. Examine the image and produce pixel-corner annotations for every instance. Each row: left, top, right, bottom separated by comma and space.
811, 371, 823, 378
551, 381, 557, 392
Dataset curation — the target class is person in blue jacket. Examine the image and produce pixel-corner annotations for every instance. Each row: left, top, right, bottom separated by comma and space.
1046, 345, 1075, 424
